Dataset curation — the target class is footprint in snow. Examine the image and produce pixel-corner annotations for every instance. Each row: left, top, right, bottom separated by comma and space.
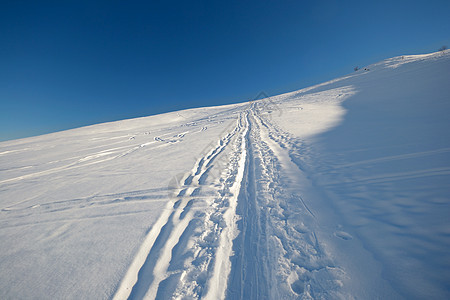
334, 231, 353, 241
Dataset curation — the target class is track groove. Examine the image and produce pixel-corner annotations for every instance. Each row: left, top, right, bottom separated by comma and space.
112, 113, 247, 300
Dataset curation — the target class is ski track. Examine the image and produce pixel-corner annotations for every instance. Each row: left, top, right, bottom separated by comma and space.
113, 103, 345, 300
113, 112, 245, 300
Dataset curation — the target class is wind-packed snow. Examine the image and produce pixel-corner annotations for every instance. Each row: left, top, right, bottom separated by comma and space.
1, 50, 449, 299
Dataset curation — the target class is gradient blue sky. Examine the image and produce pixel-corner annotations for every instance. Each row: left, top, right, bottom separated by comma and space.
1, 0, 449, 141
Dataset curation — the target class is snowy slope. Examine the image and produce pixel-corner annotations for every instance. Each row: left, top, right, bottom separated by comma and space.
1, 50, 449, 299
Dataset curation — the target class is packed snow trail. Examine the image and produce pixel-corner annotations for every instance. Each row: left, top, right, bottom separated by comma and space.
225, 106, 345, 299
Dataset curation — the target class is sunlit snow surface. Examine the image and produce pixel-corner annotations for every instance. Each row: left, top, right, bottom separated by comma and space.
1, 51, 449, 299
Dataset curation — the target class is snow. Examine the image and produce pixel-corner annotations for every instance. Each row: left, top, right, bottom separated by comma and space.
1, 50, 449, 299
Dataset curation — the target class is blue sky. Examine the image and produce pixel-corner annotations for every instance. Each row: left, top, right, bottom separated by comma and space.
1, 0, 449, 141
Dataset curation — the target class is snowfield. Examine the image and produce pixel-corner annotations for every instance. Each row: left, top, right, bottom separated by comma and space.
1, 50, 449, 299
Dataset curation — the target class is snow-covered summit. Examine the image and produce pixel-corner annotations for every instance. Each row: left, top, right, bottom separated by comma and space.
1, 50, 449, 299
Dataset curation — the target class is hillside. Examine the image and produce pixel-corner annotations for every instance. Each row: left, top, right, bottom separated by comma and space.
1, 50, 449, 299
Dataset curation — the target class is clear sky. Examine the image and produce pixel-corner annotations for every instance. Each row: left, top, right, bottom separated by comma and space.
1, 0, 449, 141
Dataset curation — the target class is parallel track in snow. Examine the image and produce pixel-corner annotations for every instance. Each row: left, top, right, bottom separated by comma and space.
113, 104, 345, 300
113, 111, 249, 300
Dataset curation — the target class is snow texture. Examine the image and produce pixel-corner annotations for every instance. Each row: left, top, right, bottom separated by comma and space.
1, 50, 449, 299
